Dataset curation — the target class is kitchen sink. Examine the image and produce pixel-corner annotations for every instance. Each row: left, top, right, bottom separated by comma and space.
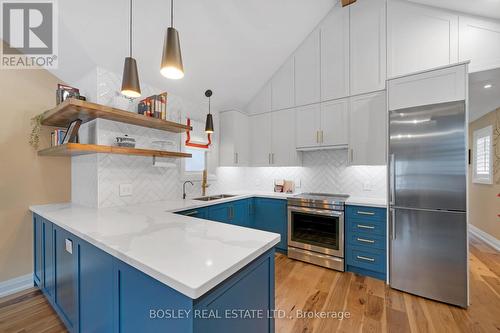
193, 194, 237, 201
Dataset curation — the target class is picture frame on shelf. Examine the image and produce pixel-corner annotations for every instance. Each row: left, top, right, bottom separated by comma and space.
61, 119, 82, 144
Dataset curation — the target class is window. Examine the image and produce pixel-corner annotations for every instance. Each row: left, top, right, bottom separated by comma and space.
184, 147, 206, 172
473, 125, 493, 184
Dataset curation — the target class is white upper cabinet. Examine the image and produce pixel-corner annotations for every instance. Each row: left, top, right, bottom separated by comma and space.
387, 0, 458, 78
271, 58, 295, 110
271, 109, 301, 166
459, 15, 500, 73
350, 0, 387, 96
388, 63, 466, 110
295, 103, 321, 149
249, 113, 272, 166
349, 91, 387, 166
320, 99, 349, 147
320, 4, 350, 101
295, 30, 321, 106
219, 111, 249, 167
246, 82, 271, 115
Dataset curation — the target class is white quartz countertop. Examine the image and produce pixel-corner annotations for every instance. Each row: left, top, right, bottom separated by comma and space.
346, 196, 387, 208
29, 191, 386, 299
30, 192, 284, 299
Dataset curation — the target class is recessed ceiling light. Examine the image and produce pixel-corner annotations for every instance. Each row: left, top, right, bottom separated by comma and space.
484, 84, 493, 89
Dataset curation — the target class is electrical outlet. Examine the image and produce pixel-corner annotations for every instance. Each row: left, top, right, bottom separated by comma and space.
119, 183, 133, 197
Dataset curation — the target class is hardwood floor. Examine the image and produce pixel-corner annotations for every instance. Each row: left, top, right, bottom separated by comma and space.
275, 235, 500, 333
0, 235, 498, 333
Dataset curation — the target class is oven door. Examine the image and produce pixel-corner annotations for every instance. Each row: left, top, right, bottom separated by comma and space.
288, 206, 344, 258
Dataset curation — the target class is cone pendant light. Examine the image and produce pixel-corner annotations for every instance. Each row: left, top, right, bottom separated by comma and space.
160, 0, 184, 79
205, 90, 214, 133
121, 0, 141, 98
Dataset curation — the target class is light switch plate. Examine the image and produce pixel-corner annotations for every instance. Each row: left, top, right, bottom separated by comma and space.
65, 239, 73, 254
295, 178, 301, 188
119, 183, 133, 197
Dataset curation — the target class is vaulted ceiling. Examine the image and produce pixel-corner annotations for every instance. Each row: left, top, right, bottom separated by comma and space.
52, 0, 500, 112
52, 0, 335, 110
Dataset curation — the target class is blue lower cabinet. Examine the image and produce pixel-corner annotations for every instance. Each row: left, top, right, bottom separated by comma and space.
33, 213, 276, 333
253, 198, 287, 252
33, 215, 43, 286
177, 207, 208, 219
345, 205, 387, 281
208, 203, 231, 224
79, 241, 114, 333
53, 226, 79, 332
115, 260, 193, 333
42, 219, 54, 299
193, 250, 275, 333
232, 199, 252, 228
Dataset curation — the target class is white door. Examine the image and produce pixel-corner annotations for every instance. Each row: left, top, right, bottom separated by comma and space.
295, 103, 321, 149
320, 98, 349, 147
295, 30, 321, 106
271, 58, 295, 110
349, 91, 387, 165
350, 0, 386, 95
246, 82, 271, 115
387, 0, 458, 78
250, 113, 272, 166
219, 112, 236, 166
271, 109, 301, 166
321, 3, 350, 101
459, 15, 500, 73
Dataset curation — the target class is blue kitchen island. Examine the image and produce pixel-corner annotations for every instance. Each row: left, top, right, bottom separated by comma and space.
31, 195, 283, 333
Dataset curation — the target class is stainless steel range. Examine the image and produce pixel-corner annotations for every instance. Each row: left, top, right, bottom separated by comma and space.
287, 193, 349, 271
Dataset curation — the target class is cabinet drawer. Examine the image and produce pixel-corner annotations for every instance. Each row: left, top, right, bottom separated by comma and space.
347, 205, 386, 221
347, 232, 385, 250
349, 218, 386, 236
346, 247, 386, 273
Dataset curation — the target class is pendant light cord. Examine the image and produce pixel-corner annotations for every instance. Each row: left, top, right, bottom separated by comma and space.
209, 96, 211, 114
129, 0, 133, 57
170, 0, 174, 28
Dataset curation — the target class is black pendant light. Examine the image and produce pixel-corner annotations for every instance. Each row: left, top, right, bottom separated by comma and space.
160, 0, 184, 79
121, 0, 141, 98
205, 90, 214, 133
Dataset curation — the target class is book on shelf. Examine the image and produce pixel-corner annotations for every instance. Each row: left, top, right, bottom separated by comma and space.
51, 129, 67, 147
137, 92, 168, 120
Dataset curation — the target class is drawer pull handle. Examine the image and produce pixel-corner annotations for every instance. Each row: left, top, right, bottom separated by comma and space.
357, 211, 375, 216
184, 211, 198, 216
357, 237, 375, 244
357, 224, 375, 230
356, 255, 375, 262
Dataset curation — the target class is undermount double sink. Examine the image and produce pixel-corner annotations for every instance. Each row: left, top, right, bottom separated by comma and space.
193, 194, 237, 201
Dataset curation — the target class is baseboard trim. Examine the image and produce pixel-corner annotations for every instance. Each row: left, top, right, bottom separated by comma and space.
0, 273, 33, 298
469, 224, 500, 252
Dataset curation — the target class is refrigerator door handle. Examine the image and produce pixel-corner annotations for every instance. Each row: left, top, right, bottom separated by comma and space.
389, 153, 395, 206
390, 208, 396, 240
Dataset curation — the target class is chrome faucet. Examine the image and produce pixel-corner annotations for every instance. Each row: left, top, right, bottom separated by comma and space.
183, 181, 194, 200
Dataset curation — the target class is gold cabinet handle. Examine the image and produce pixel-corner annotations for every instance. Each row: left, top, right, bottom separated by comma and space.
357, 211, 375, 216
357, 224, 375, 230
356, 255, 375, 262
356, 237, 375, 244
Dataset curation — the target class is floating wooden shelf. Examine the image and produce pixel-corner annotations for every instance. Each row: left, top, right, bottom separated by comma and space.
38, 143, 192, 158
40, 98, 191, 133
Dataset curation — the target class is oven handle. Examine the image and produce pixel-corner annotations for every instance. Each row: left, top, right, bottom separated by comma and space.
288, 206, 344, 217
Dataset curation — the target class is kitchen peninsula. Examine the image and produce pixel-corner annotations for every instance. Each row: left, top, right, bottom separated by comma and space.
30, 194, 283, 333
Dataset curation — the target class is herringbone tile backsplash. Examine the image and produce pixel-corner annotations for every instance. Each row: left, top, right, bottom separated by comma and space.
71, 68, 386, 208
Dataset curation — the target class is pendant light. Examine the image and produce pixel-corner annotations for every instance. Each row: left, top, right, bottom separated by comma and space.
121, 0, 141, 98
205, 90, 214, 133
160, 0, 184, 79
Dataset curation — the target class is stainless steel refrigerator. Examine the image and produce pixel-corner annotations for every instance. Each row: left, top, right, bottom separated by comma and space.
389, 100, 468, 308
